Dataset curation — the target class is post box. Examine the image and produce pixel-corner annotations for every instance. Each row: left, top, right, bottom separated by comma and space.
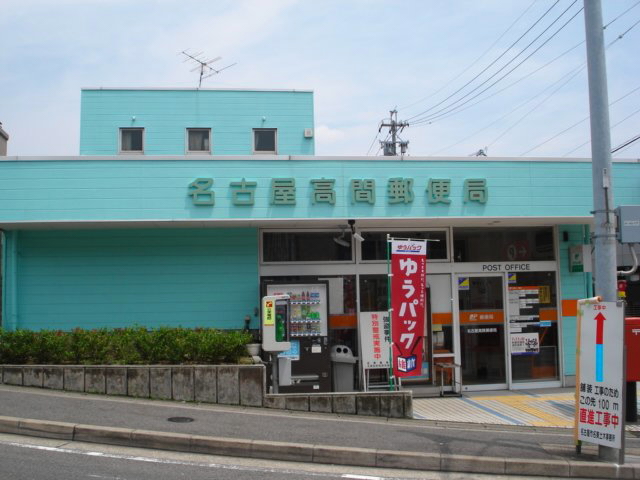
625, 317, 640, 382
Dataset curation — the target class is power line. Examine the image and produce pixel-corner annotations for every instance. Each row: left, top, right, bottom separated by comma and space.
604, 0, 640, 29
521, 84, 640, 156
563, 105, 640, 156
486, 66, 586, 150
612, 132, 640, 154
411, 4, 584, 126
404, 0, 564, 122
409, 1, 579, 125
365, 126, 382, 155
420, 4, 639, 139
428, 61, 585, 155
425, 41, 586, 155
515, 17, 640, 155
398, 0, 537, 113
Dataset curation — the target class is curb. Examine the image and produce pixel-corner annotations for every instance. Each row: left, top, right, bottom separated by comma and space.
0, 415, 637, 478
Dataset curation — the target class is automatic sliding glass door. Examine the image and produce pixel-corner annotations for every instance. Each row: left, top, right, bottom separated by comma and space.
457, 274, 507, 388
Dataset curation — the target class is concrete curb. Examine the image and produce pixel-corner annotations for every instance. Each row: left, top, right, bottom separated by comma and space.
0, 415, 637, 478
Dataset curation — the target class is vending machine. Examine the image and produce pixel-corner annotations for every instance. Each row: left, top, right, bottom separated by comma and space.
264, 282, 331, 393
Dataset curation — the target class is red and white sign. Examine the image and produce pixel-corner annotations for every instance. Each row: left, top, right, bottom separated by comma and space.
575, 301, 624, 449
390, 239, 427, 378
359, 312, 391, 369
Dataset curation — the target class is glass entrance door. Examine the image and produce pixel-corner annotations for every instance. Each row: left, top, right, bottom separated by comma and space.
457, 275, 507, 388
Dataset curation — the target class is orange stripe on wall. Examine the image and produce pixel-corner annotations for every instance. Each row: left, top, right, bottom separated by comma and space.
539, 309, 558, 321
562, 299, 578, 317
329, 314, 357, 329
432, 312, 452, 325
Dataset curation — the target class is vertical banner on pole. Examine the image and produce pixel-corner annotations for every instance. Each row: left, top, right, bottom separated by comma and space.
390, 239, 427, 378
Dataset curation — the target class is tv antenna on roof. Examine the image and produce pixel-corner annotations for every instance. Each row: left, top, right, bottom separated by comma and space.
180, 50, 237, 87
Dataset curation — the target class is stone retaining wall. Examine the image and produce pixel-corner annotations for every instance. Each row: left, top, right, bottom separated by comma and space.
0, 365, 411, 418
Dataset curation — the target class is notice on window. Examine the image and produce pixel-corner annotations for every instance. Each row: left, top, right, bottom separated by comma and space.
510, 332, 539, 355
508, 286, 540, 327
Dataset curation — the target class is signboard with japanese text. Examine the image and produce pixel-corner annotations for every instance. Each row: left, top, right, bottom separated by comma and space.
576, 301, 624, 449
508, 286, 540, 326
359, 312, 391, 369
390, 239, 427, 378
510, 332, 539, 355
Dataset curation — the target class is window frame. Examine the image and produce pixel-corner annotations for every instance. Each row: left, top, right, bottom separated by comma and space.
357, 228, 451, 264
119, 127, 145, 154
253, 128, 277, 154
260, 228, 355, 265
186, 128, 212, 154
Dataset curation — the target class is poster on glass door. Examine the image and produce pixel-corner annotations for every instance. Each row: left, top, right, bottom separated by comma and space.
390, 239, 427, 377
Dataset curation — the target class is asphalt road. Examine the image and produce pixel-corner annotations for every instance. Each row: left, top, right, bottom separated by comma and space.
0, 433, 581, 480
1, 385, 627, 461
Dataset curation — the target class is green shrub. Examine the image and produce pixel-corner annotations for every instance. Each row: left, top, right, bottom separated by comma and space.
0, 327, 252, 365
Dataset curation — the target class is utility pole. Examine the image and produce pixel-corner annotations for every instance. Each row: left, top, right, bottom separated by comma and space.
583, 0, 624, 464
379, 110, 409, 156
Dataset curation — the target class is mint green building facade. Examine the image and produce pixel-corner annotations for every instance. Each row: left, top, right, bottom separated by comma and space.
1, 88, 638, 391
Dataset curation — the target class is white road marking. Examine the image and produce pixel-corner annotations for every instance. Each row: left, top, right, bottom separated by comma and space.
1, 439, 397, 479
342, 475, 384, 480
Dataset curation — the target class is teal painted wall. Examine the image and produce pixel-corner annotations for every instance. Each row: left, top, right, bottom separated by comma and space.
8, 228, 259, 331
80, 89, 315, 155
558, 224, 591, 376
1, 159, 639, 224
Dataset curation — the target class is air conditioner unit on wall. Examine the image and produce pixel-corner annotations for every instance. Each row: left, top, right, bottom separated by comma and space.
304, 128, 313, 138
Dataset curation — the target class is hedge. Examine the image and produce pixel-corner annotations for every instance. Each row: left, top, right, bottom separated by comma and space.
0, 327, 252, 365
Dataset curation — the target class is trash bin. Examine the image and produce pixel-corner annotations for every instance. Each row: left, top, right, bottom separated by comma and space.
331, 345, 357, 392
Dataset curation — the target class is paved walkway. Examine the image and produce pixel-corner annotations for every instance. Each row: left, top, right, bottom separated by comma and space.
413, 387, 640, 430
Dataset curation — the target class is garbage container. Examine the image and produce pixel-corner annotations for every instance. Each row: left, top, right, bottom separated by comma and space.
331, 345, 357, 392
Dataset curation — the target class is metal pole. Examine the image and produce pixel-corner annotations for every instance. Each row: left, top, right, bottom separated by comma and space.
583, 0, 624, 463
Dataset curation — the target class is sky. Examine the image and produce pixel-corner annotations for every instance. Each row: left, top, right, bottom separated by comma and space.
1, 0, 639, 159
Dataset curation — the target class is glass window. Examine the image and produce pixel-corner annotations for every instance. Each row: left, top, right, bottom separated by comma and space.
254, 128, 277, 153
187, 128, 211, 153
359, 274, 388, 312
360, 231, 448, 261
262, 231, 353, 262
453, 227, 554, 262
508, 271, 560, 382
120, 128, 143, 153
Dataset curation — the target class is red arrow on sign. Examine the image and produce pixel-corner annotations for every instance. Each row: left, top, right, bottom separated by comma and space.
595, 312, 606, 345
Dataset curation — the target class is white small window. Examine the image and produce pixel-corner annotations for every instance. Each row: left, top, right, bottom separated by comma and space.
120, 128, 144, 153
253, 128, 277, 154
187, 128, 211, 154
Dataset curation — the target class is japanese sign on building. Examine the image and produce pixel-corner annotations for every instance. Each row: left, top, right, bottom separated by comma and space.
359, 312, 391, 369
188, 176, 488, 207
510, 332, 539, 355
575, 301, 624, 449
390, 239, 427, 378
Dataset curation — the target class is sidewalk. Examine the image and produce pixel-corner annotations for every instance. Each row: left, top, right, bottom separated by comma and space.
414, 387, 640, 430
0, 384, 638, 478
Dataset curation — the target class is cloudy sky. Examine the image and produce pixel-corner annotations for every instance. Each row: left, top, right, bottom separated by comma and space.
1, 0, 639, 158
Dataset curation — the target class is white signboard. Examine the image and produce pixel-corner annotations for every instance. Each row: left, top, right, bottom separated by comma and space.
359, 312, 391, 369
510, 332, 539, 355
576, 302, 624, 449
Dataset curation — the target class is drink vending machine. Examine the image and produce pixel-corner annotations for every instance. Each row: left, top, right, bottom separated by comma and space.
264, 282, 331, 393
